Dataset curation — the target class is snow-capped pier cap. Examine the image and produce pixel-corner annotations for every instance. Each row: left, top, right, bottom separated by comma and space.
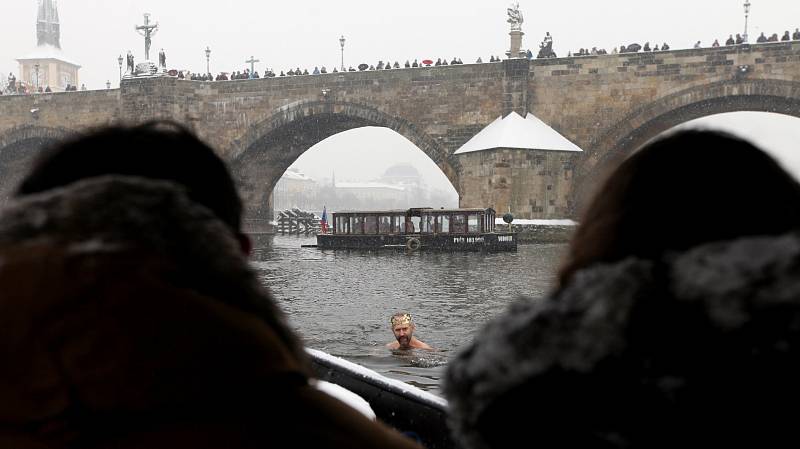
454, 112, 583, 155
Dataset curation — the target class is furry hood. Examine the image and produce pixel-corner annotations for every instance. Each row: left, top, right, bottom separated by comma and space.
444, 232, 800, 448
0, 175, 243, 281
0, 175, 307, 374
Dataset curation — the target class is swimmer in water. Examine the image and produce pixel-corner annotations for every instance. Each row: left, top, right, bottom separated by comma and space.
387, 312, 433, 350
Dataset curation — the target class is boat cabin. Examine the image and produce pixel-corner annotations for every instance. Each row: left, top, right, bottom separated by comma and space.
332, 208, 497, 236
318, 208, 515, 251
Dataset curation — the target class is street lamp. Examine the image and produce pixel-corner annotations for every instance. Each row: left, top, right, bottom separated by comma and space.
34, 63, 40, 92
205, 46, 211, 75
743, 0, 752, 43
118, 54, 123, 81
339, 35, 346, 71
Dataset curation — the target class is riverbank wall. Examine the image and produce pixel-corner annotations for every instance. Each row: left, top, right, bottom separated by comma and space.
496, 219, 577, 244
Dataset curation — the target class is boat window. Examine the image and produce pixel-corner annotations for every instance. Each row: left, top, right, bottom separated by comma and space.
437, 215, 450, 234
409, 216, 422, 233
452, 214, 466, 233
352, 216, 364, 235
379, 216, 391, 234
420, 215, 433, 233
394, 215, 406, 233
468, 214, 480, 233
364, 216, 378, 234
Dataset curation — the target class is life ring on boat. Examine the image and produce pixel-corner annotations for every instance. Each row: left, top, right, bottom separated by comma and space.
406, 238, 422, 251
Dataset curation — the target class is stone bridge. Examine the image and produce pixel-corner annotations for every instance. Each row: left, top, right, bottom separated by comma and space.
1, 41, 799, 229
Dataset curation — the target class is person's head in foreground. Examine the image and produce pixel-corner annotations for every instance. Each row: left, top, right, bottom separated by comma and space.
559, 128, 800, 286
388, 313, 432, 350
16, 121, 252, 254
0, 122, 422, 449
444, 130, 800, 448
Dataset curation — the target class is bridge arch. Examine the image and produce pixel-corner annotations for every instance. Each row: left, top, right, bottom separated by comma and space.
230, 100, 458, 223
575, 79, 800, 211
0, 125, 76, 203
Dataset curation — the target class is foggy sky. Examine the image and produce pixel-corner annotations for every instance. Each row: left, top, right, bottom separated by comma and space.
2, 0, 799, 193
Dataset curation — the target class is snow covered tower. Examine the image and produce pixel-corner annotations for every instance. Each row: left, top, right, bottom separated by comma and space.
37, 0, 61, 48
455, 112, 584, 219
17, 0, 81, 92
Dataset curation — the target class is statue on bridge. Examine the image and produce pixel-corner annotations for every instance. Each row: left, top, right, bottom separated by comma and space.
159, 49, 166, 70
537, 32, 557, 58
507, 3, 523, 31
126, 51, 135, 74
135, 13, 159, 61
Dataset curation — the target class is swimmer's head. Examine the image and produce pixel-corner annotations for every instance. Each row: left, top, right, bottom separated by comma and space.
391, 313, 413, 327
391, 313, 415, 348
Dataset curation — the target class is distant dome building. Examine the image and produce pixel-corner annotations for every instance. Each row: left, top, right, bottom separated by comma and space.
381, 163, 422, 190
383, 163, 419, 178
16, 0, 81, 92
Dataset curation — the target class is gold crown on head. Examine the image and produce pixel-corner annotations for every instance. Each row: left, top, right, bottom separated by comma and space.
391, 313, 413, 327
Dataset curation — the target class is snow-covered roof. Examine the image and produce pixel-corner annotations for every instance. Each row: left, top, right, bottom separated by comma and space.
281, 168, 315, 182
336, 182, 405, 191
17, 45, 81, 68
454, 112, 583, 155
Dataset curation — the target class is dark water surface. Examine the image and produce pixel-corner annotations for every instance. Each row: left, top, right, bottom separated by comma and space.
251, 235, 566, 396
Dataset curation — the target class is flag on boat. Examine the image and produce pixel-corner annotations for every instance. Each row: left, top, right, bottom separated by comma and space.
320, 206, 328, 233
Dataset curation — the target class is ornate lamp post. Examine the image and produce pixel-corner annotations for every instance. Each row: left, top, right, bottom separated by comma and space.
205, 46, 211, 74
339, 35, 346, 71
118, 54, 124, 80
743, 0, 751, 43
34, 63, 40, 92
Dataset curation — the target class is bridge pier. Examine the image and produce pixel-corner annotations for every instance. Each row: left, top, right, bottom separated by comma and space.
457, 147, 580, 219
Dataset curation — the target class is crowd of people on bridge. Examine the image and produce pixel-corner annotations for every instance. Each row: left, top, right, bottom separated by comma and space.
708, 28, 800, 47
163, 24, 800, 82
1, 72, 88, 95
754, 29, 800, 43
544, 25, 799, 59
171, 56, 483, 83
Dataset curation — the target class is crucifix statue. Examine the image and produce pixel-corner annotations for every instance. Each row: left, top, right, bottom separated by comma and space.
246, 56, 260, 78
135, 13, 159, 61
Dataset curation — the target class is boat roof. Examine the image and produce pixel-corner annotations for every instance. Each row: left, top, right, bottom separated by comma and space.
454, 111, 583, 154
333, 207, 495, 215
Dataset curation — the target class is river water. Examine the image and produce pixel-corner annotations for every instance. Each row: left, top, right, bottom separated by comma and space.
251, 235, 566, 396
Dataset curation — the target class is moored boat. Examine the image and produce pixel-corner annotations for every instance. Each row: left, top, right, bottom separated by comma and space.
316, 207, 516, 251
